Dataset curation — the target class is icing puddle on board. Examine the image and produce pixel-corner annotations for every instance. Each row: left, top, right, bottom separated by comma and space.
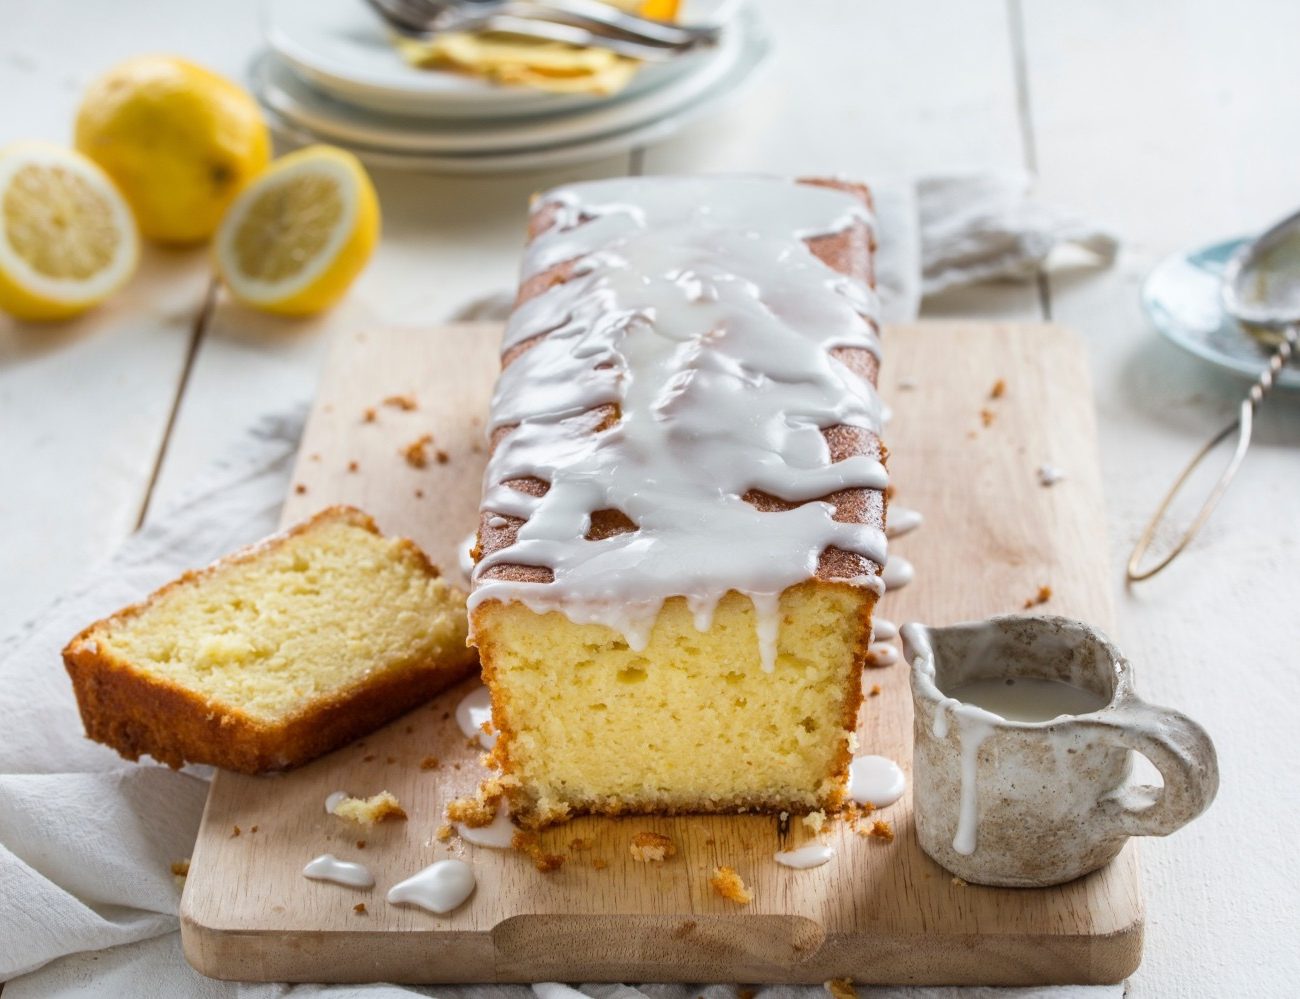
456, 806, 516, 848
455, 686, 497, 750
774, 843, 835, 869
848, 754, 907, 807
302, 854, 374, 889
388, 859, 476, 914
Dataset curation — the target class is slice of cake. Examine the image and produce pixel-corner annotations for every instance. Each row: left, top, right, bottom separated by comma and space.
469, 176, 887, 826
63, 505, 476, 773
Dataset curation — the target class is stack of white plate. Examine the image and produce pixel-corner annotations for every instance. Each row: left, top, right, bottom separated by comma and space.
255, 0, 770, 173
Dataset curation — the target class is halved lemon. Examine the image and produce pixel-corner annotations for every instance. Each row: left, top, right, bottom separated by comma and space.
213, 145, 379, 317
0, 142, 139, 321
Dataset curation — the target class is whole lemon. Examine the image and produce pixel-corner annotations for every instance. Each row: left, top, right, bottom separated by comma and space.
74, 55, 270, 245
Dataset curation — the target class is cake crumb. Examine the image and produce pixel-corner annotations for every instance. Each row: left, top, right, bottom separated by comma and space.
709, 866, 753, 905
383, 393, 417, 411
362, 754, 376, 762
347, 460, 359, 473
512, 831, 566, 872
250, 825, 259, 834
446, 778, 507, 827
356, 839, 366, 849
951, 875, 969, 887
802, 810, 827, 835
868, 683, 881, 697
592, 858, 609, 870
309, 452, 321, 462
1037, 464, 1067, 487
629, 831, 677, 863
436, 449, 450, 465
738, 990, 757, 999
1023, 585, 1053, 609
353, 902, 368, 915
435, 824, 455, 843
990, 378, 1006, 399
420, 756, 441, 771
979, 407, 996, 428
386, 756, 397, 764
331, 791, 407, 827
415, 488, 425, 499
231, 825, 241, 838
825, 978, 857, 999
294, 483, 307, 495
569, 837, 594, 852
362, 407, 377, 423
863, 819, 894, 843
401, 434, 434, 468
170, 859, 190, 889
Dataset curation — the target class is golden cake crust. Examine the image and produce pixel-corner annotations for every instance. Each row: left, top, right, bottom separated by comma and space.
62, 505, 478, 774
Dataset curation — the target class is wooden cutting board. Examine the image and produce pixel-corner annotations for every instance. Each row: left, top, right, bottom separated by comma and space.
180, 321, 1141, 986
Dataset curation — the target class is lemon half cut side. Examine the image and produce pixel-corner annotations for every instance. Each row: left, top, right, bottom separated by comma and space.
0, 142, 139, 321
214, 145, 379, 317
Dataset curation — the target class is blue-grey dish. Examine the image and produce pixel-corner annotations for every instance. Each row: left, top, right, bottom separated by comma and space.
1142, 237, 1300, 390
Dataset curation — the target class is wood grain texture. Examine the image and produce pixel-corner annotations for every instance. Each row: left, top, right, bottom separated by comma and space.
180, 321, 1141, 985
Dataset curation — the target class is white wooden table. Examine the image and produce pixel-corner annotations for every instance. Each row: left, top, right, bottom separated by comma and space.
3, 2, 1297, 994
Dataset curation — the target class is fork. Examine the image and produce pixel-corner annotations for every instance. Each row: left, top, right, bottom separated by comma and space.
365, 0, 719, 60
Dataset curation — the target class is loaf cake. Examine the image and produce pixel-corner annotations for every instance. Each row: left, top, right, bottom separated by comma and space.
468, 176, 888, 826
63, 506, 477, 773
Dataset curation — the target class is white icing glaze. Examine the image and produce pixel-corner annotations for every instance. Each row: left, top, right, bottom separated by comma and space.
302, 853, 374, 888
774, 843, 835, 869
931, 698, 1002, 855
866, 642, 899, 667
387, 858, 476, 914
871, 617, 899, 641
455, 685, 497, 750
325, 790, 349, 814
1037, 464, 1067, 486
487, 515, 510, 529
848, 754, 906, 807
458, 531, 477, 582
881, 555, 914, 591
885, 506, 922, 538
455, 806, 516, 848
470, 178, 888, 673
946, 676, 1107, 723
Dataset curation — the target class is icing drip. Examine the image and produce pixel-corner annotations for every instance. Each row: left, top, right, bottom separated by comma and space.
458, 531, 476, 582
871, 618, 899, 641
865, 642, 899, 667
774, 843, 835, 869
387, 859, 476, 914
456, 806, 515, 848
325, 790, 349, 814
470, 177, 888, 667
455, 686, 497, 750
303, 854, 374, 888
848, 754, 906, 807
1037, 464, 1067, 486
885, 506, 922, 538
931, 698, 1002, 855
881, 555, 914, 591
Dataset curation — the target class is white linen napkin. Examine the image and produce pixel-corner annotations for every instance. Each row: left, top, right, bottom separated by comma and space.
0, 170, 1119, 997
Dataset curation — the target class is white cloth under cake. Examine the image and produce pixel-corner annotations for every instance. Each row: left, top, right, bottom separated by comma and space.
0, 170, 1118, 997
